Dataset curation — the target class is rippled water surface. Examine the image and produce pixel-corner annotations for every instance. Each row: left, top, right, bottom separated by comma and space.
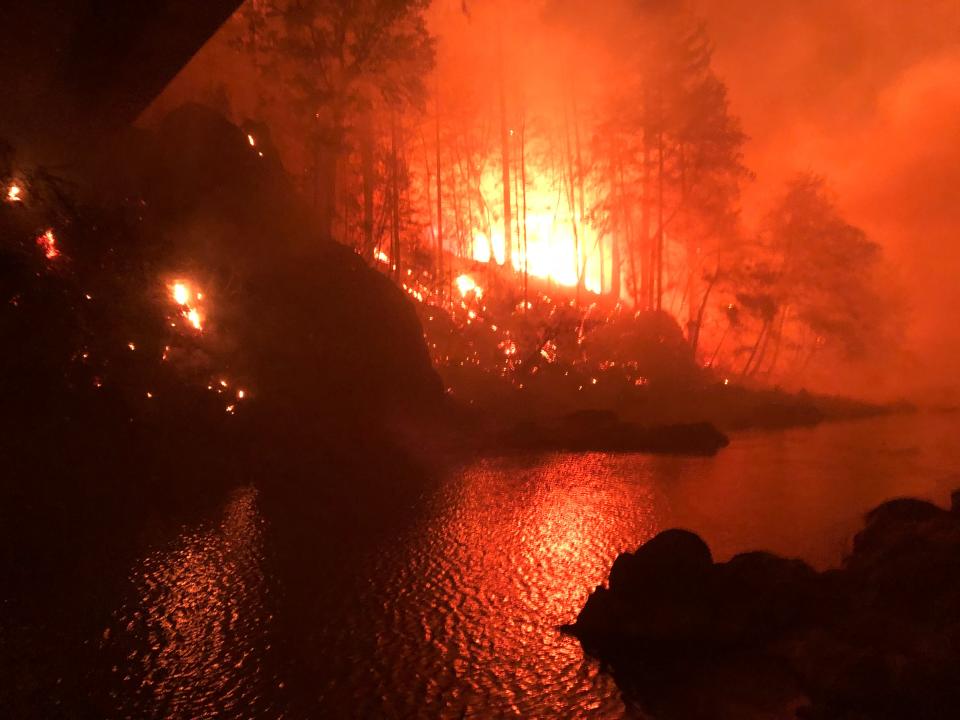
102, 412, 960, 718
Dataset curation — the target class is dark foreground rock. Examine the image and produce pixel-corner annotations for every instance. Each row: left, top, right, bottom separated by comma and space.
502, 410, 730, 456
564, 491, 960, 719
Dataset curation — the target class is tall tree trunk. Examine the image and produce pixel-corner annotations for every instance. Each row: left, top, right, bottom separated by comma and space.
748, 323, 774, 379
316, 143, 338, 241
435, 89, 444, 295
564, 106, 582, 301
656, 119, 665, 312
460, 144, 474, 260
689, 271, 717, 358
420, 128, 437, 280
359, 112, 375, 260
641, 141, 653, 310
742, 320, 770, 378
452, 163, 464, 259
520, 113, 529, 308
573, 94, 588, 291
618, 157, 636, 306
316, 104, 344, 240
762, 305, 791, 377
498, 34, 512, 268
708, 324, 730, 369
610, 165, 622, 301
513, 134, 521, 269
390, 113, 401, 280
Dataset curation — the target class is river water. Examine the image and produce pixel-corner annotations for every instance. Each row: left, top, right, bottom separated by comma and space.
94, 412, 960, 718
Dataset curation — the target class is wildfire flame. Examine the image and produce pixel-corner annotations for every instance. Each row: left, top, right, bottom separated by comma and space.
6, 183, 22, 203
37, 229, 59, 259
172, 282, 190, 305
467, 167, 607, 294
170, 280, 203, 331
455, 274, 482, 298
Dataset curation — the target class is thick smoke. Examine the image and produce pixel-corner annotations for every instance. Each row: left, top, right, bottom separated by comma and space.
695, 0, 960, 401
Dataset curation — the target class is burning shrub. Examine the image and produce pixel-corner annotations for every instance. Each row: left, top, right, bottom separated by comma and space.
581, 310, 697, 388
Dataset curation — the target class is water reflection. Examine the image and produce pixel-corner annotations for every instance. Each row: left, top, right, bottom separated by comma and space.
103, 486, 282, 719
102, 413, 960, 717
366, 453, 665, 718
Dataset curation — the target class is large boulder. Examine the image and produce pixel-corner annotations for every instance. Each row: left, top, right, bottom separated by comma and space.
569, 530, 716, 651
114, 104, 443, 418
567, 490, 960, 719
714, 551, 826, 644
846, 497, 960, 613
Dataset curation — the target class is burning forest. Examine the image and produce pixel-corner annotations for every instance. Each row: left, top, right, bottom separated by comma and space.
142, 0, 904, 416
2, 1, 959, 719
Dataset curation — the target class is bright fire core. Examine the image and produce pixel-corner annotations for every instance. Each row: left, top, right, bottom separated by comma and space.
467, 166, 607, 295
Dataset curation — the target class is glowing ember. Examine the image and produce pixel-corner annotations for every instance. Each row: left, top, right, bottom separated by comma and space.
247, 134, 256, 147
172, 282, 190, 306
540, 341, 558, 363
36, 229, 59, 259
169, 280, 203, 331
237, 389, 246, 399
127, 342, 136, 351
455, 274, 482, 298
6, 184, 22, 203
376, 249, 390, 264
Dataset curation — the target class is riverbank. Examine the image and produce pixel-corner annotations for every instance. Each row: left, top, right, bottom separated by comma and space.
428, 376, 912, 461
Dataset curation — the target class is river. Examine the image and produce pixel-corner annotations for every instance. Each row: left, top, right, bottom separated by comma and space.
87, 411, 960, 717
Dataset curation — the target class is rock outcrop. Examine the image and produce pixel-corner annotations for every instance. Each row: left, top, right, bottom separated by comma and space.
565, 492, 960, 719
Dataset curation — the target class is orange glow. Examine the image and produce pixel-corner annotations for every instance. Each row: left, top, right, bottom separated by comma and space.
6, 184, 22, 203
36, 229, 59, 259
172, 282, 190, 305
455, 274, 482, 298
169, 280, 204, 331
469, 167, 607, 294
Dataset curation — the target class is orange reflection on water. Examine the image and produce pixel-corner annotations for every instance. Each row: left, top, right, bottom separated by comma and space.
104, 487, 282, 718
377, 452, 661, 717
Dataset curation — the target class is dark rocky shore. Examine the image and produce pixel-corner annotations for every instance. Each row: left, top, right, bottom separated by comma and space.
564, 492, 960, 719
